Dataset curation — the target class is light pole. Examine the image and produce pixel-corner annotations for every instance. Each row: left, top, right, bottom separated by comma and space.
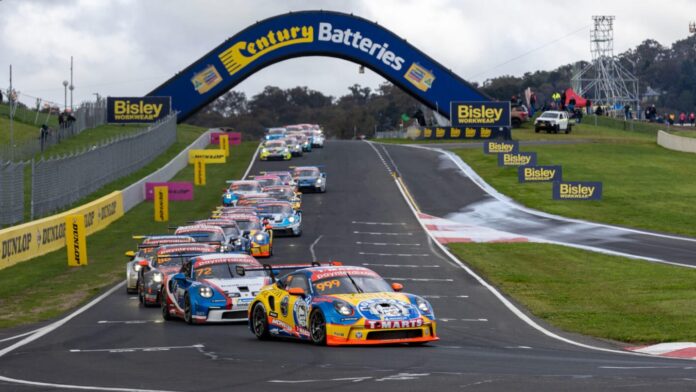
69, 55, 74, 110
62, 80, 68, 111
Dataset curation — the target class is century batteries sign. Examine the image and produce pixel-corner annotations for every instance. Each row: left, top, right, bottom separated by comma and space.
518, 165, 562, 182
553, 181, 603, 200
107, 97, 171, 123
148, 11, 489, 121
0, 191, 123, 270
451, 101, 511, 128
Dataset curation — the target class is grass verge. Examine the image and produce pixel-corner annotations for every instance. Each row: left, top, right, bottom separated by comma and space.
449, 242, 696, 344
0, 140, 257, 328
453, 129, 696, 237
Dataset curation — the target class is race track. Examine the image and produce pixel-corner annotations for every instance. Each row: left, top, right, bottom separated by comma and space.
2, 140, 696, 391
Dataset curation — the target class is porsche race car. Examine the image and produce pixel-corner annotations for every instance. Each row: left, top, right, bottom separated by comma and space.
256, 201, 302, 236
174, 224, 244, 252
222, 213, 273, 257
124, 235, 196, 294
262, 185, 301, 210
249, 265, 438, 346
292, 166, 326, 193
161, 253, 267, 323
137, 243, 219, 306
222, 180, 262, 206
260, 140, 291, 161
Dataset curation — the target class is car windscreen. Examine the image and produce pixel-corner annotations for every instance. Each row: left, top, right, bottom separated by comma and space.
540, 113, 558, 119
296, 170, 318, 178
312, 275, 392, 295
268, 129, 284, 135
266, 142, 284, 148
154, 255, 188, 269
194, 264, 268, 279
221, 226, 240, 237
257, 205, 292, 215
183, 231, 224, 243
232, 184, 258, 192
266, 189, 293, 198
257, 178, 278, 187
235, 220, 262, 231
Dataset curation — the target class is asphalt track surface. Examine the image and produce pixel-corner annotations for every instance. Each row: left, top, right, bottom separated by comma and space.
380, 142, 696, 266
2, 140, 696, 391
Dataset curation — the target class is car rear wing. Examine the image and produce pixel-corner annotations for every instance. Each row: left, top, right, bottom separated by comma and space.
236, 261, 342, 282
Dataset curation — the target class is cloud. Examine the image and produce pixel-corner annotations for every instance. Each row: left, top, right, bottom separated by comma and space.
0, 0, 694, 107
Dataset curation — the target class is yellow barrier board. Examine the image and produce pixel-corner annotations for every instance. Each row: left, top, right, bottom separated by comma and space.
219, 134, 230, 157
188, 149, 226, 164
194, 159, 206, 186
0, 191, 123, 271
65, 215, 88, 267
154, 186, 169, 222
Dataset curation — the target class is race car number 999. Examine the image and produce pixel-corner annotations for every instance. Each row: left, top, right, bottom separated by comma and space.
315, 280, 341, 291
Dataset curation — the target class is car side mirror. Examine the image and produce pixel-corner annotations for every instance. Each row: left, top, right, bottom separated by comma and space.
391, 282, 403, 292
124, 250, 136, 258
321, 173, 326, 178
288, 287, 305, 296
235, 265, 246, 276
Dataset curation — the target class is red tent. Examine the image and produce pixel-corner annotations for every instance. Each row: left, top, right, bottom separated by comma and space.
564, 88, 588, 107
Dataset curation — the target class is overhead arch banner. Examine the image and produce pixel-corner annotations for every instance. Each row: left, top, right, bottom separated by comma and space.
149, 10, 489, 121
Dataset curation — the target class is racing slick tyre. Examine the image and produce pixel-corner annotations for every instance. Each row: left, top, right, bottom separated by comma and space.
553, 124, 559, 134
137, 281, 144, 305
566, 125, 572, 134
161, 293, 173, 321
184, 295, 194, 325
251, 303, 271, 340
309, 310, 327, 345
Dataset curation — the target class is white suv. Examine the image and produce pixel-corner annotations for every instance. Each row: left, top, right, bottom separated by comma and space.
534, 111, 572, 134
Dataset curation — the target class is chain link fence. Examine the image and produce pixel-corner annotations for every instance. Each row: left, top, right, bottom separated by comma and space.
0, 100, 107, 162
31, 114, 177, 219
0, 161, 26, 226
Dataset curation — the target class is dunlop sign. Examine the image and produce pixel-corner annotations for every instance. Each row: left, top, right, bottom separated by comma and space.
107, 96, 171, 123
188, 149, 226, 164
219, 134, 230, 157
0, 191, 123, 270
154, 186, 169, 222
553, 181, 603, 200
497, 152, 537, 167
194, 159, 206, 186
451, 101, 510, 128
518, 165, 562, 183
65, 215, 87, 267
484, 140, 518, 154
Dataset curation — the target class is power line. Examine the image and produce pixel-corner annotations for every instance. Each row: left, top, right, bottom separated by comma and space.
471, 24, 590, 80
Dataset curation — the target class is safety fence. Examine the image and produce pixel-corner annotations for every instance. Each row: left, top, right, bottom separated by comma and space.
0, 161, 26, 226
0, 100, 107, 162
31, 113, 177, 219
374, 130, 407, 139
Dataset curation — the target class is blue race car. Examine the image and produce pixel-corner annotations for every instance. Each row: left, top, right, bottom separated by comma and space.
264, 127, 287, 141
222, 180, 262, 207
161, 253, 270, 324
292, 166, 326, 193
256, 201, 302, 236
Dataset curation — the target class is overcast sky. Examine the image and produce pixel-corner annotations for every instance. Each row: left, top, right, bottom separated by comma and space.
1, 0, 695, 107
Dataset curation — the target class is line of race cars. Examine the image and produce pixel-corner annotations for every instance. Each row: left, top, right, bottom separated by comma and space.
123, 127, 438, 346
260, 123, 324, 161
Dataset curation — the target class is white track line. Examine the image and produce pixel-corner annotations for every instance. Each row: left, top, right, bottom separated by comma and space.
242, 143, 262, 180
366, 140, 660, 359
309, 235, 323, 262
0, 327, 47, 344
0, 144, 263, 391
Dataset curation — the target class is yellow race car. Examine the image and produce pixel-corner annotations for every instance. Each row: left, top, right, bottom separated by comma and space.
259, 140, 292, 161
248, 265, 438, 346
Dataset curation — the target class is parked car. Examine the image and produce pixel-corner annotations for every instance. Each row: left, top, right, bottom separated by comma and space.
534, 111, 572, 134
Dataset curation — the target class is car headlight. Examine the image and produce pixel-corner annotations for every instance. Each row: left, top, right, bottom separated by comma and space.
288, 216, 295, 223
283, 148, 289, 153
254, 233, 265, 242
333, 300, 354, 316
416, 297, 431, 314
153, 272, 163, 283
262, 148, 268, 153
133, 263, 142, 272
199, 286, 214, 298
316, 178, 323, 184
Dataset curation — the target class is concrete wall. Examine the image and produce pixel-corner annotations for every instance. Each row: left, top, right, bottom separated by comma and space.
657, 130, 696, 154
122, 130, 211, 211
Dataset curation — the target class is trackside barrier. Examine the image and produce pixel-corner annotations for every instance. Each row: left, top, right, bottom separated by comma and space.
657, 130, 696, 154
0, 128, 213, 270
121, 129, 212, 211
0, 191, 123, 270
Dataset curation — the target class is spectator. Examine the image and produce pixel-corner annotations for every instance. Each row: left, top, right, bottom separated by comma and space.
668, 113, 675, 125
568, 97, 576, 113
530, 93, 537, 112
0, 89, 3, 104
586, 99, 592, 115
595, 105, 604, 116
623, 104, 631, 120
39, 124, 49, 152
560, 91, 566, 110
679, 112, 686, 126
690, 112, 695, 126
